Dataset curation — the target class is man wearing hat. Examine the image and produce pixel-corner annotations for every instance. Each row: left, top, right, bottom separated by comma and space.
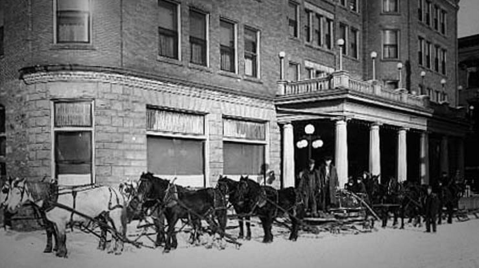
423, 185, 439, 233
298, 159, 321, 217
319, 155, 339, 211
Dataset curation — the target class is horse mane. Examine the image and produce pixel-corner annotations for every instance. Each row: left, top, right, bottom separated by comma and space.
25, 180, 56, 204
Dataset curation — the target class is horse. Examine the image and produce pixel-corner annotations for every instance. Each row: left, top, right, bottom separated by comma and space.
3, 178, 59, 253
134, 172, 227, 253
5, 178, 127, 257
396, 181, 426, 229
438, 179, 465, 224
236, 176, 304, 243
216, 175, 252, 240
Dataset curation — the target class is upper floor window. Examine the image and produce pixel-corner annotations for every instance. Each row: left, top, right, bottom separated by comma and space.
382, 29, 398, 59
433, 5, 439, 31
350, 28, 358, 59
439, 10, 446, 35
158, 0, 179, 59
0, 0, 4, 56
418, 0, 423, 21
383, 0, 398, 13
189, 9, 208, 66
434, 45, 439, 72
244, 26, 259, 78
340, 0, 347, 7
349, 0, 359, 12
220, 19, 236, 73
55, 0, 90, 43
418, 37, 424, 65
324, 18, 333, 49
440, 49, 446, 75
425, 1, 431, 26
288, 1, 299, 38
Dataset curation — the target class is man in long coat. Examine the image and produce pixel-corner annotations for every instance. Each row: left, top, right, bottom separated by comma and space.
424, 185, 439, 232
319, 155, 339, 211
298, 159, 321, 216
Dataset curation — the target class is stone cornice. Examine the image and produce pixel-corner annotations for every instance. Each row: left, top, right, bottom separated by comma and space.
20, 65, 275, 110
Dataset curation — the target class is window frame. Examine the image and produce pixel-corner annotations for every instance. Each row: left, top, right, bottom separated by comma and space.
418, 36, 424, 66
382, 29, 399, 60
51, 100, 95, 185
382, 0, 399, 13
349, 0, 359, 13
158, 0, 181, 60
440, 49, 447, 75
439, 9, 446, 35
287, 61, 300, 82
339, 23, 348, 56
219, 18, 237, 73
244, 26, 260, 78
418, 0, 423, 21
288, 1, 299, 38
189, 8, 209, 67
0, 0, 4, 56
424, 1, 431, 26
54, 0, 92, 44
350, 27, 359, 59
425, 41, 431, 69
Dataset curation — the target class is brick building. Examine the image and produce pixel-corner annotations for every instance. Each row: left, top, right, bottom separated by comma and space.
0, 0, 469, 189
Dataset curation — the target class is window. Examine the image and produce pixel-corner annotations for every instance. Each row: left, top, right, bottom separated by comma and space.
147, 108, 206, 187
158, 0, 179, 59
440, 49, 446, 75
440, 10, 446, 35
324, 18, 333, 49
288, 1, 299, 38
468, 67, 479, 88
425, 41, 431, 69
53, 101, 93, 185
55, 0, 90, 43
339, 23, 348, 55
313, 14, 321, 46
244, 27, 258, 77
382, 30, 398, 59
350, 28, 358, 59
418, 84, 425, 95
189, 9, 207, 66
425, 1, 431, 26
418, 37, 424, 66
418, 0, 423, 21
340, 0, 347, 7
305, 9, 312, 43
220, 19, 235, 73
383, 0, 398, 13
0, 0, 4, 56
223, 118, 266, 179
434, 45, 439, 72
433, 6, 439, 30
287, 62, 299, 81
350, 0, 359, 12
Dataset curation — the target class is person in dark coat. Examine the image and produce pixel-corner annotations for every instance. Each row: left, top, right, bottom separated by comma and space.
298, 159, 321, 217
319, 155, 339, 211
423, 185, 439, 233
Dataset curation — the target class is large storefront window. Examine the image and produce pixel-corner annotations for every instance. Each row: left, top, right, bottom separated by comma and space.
223, 118, 267, 180
147, 107, 206, 187
53, 101, 93, 185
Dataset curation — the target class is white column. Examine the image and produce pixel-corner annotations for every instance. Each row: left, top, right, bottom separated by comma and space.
397, 128, 408, 182
335, 119, 348, 188
441, 136, 449, 175
369, 123, 381, 176
282, 123, 295, 188
420, 132, 430, 185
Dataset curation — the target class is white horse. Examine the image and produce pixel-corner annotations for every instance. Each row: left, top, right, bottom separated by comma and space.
5, 179, 127, 258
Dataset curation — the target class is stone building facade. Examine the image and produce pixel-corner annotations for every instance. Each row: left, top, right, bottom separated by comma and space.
0, 0, 469, 189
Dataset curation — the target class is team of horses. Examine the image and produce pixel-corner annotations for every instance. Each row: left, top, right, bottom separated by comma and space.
0, 172, 465, 258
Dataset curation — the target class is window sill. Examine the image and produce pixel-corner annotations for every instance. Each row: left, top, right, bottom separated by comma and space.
188, 63, 211, 73
305, 43, 335, 56
156, 55, 184, 67
380, 12, 401, 16
50, 43, 96, 51
218, 70, 241, 79
243, 76, 263, 84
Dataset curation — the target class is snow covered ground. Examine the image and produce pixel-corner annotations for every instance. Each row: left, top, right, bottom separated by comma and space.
1, 217, 479, 268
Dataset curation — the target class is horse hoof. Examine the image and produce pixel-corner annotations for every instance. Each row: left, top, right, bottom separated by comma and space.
246, 236, 251, 241
56, 252, 67, 258
163, 249, 170, 254
43, 248, 52, 253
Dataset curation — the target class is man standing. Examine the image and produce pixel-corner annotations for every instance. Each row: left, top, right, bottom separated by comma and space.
424, 185, 439, 233
298, 159, 321, 217
319, 155, 339, 211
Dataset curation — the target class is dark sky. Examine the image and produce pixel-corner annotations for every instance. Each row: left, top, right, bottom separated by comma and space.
458, 0, 479, 37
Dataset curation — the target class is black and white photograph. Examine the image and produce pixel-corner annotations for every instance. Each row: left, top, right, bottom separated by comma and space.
1, 0, 479, 267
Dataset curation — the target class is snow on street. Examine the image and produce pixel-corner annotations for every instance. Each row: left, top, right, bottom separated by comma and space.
1, 217, 479, 268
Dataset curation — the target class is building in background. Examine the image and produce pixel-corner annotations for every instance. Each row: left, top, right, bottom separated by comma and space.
458, 33, 479, 192
0, 0, 469, 189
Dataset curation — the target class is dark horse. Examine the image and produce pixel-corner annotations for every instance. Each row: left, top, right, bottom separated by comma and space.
216, 175, 252, 240
438, 179, 465, 224
236, 176, 304, 243
134, 172, 227, 253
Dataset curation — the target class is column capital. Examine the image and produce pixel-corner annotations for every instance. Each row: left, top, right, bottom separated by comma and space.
370, 122, 383, 128
332, 116, 350, 123
398, 127, 409, 132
